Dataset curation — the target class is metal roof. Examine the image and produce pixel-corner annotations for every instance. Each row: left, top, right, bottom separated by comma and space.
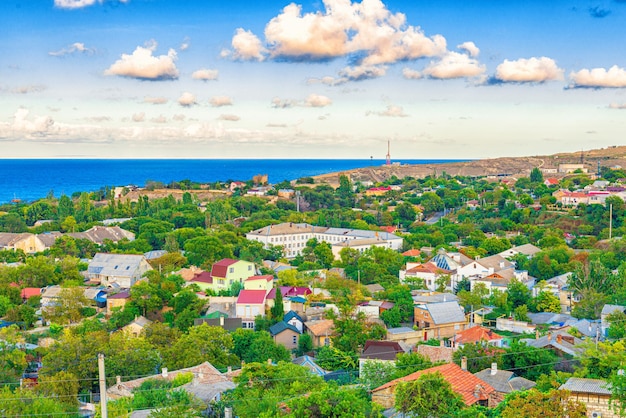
559, 377, 611, 395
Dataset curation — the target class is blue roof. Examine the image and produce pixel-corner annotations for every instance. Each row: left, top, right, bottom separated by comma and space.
284, 311, 303, 322
269, 321, 301, 336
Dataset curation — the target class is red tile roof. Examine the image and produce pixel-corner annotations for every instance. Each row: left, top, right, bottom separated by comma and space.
210, 258, 238, 278
236, 289, 267, 305
21, 288, 42, 299
406, 262, 449, 275
190, 271, 213, 284
402, 249, 421, 257
245, 275, 273, 282
379, 226, 398, 233
266, 286, 312, 299
454, 326, 503, 345
373, 363, 496, 406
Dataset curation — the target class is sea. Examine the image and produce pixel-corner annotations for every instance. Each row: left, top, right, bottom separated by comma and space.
0, 159, 465, 204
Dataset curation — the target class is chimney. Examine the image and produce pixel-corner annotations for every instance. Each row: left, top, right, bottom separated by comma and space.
461, 356, 468, 371
267, 358, 272, 365
535, 329, 539, 340
557, 334, 562, 344
161, 368, 168, 378
220, 316, 225, 326
227, 366, 232, 373
490, 362, 498, 376
547, 332, 552, 342
116, 376, 121, 385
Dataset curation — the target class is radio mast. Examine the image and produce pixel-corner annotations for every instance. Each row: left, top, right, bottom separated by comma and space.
386, 140, 391, 166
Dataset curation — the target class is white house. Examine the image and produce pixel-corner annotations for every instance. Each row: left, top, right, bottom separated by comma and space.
87, 253, 152, 288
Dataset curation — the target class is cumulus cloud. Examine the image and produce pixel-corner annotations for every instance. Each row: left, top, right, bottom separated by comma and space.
54, 0, 128, 9
151, 115, 167, 123
11, 108, 54, 134
366, 104, 408, 117
569, 65, 626, 88
457, 41, 479, 57
423, 52, 486, 79
178, 92, 197, 107
226, 0, 446, 66
180, 37, 190, 51
144, 96, 168, 105
192, 68, 219, 81
338, 65, 387, 82
495, 57, 564, 83
271, 97, 296, 108
224, 28, 266, 61
402, 68, 422, 79
49, 42, 95, 57
104, 42, 179, 80
132, 112, 145, 122
219, 114, 240, 121
305, 94, 332, 107
210, 96, 233, 107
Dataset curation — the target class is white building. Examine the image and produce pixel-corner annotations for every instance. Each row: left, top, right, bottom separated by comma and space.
246, 223, 403, 258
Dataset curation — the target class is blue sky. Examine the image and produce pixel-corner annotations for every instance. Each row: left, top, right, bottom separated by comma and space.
1, 0, 626, 159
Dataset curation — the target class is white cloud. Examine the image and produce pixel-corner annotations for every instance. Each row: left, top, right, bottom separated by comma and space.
305, 94, 332, 107
402, 68, 422, 80
144, 97, 168, 105
192, 68, 219, 81
219, 114, 241, 121
230, 0, 446, 65
11, 108, 55, 134
54, 0, 128, 9
49, 42, 95, 57
104, 43, 179, 80
180, 37, 190, 51
339, 65, 387, 81
210, 96, 233, 107
151, 115, 167, 123
457, 41, 479, 57
271, 97, 295, 108
227, 28, 266, 61
173, 114, 186, 121
609, 103, 626, 109
178, 92, 197, 107
570, 65, 626, 88
11, 85, 46, 94
132, 112, 145, 122
367, 104, 408, 117
495, 57, 564, 83
423, 52, 486, 79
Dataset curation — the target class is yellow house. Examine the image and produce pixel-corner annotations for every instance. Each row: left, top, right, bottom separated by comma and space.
304, 319, 334, 347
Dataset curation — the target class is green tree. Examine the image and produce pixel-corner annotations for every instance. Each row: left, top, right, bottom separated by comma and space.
272, 384, 376, 418
530, 167, 544, 183
296, 333, 313, 356
395, 372, 465, 417
37, 371, 80, 406
165, 324, 238, 370
606, 310, 626, 339
270, 288, 284, 321
498, 389, 586, 418
43, 286, 90, 325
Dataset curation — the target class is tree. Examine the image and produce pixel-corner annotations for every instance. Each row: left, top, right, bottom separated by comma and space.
530, 167, 544, 183
360, 360, 396, 390
274, 384, 376, 418
270, 288, 284, 321
507, 278, 532, 309
296, 333, 313, 356
165, 324, 238, 370
453, 342, 503, 373
393, 352, 433, 378
498, 389, 586, 418
395, 372, 465, 417
44, 286, 90, 325
502, 341, 557, 381
37, 371, 80, 406
606, 310, 626, 339
0, 326, 27, 385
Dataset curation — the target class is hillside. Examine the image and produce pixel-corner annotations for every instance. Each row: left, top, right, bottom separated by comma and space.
311, 145, 626, 186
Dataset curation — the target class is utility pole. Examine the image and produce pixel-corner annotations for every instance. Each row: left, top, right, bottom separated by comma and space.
610, 203, 613, 240
98, 353, 108, 418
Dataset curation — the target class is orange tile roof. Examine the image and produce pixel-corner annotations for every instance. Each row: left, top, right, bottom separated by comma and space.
305, 319, 334, 336
454, 326, 503, 345
372, 363, 496, 406
402, 249, 421, 257
406, 262, 450, 275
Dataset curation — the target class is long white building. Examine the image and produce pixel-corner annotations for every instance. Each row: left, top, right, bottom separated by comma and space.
245, 222, 403, 258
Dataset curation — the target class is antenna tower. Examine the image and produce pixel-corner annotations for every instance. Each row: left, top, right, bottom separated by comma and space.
386, 140, 391, 166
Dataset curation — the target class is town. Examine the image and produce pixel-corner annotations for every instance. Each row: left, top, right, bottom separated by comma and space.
1, 163, 626, 418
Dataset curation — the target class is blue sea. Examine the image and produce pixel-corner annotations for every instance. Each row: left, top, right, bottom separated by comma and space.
0, 159, 464, 204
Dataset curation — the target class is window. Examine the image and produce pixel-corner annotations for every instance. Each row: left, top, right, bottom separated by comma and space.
229, 267, 234, 273
293, 335, 297, 344
324, 337, 330, 346
248, 265, 252, 271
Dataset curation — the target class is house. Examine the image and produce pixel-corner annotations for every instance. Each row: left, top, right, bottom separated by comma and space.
174, 266, 204, 282
284, 311, 304, 332
402, 249, 421, 258
359, 340, 407, 375
304, 319, 334, 347
210, 259, 257, 292
243, 275, 274, 291
453, 326, 504, 348
412, 290, 458, 305
498, 243, 542, 259
68, 226, 135, 245
544, 178, 560, 187
415, 343, 455, 364
559, 377, 616, 418
41, 286, 107, 310
474, 363, 536, 395
414, 301, 468, 340
20, 287, 42, 302
87, 253, 152, 288
121, 316, 152, 337
538, 273, 577, 314
331, 238, 390, 260
292, 355, 327, 376
269, 321, 301, 351
365, 186, 392, 196
601, 304, 626, 337
107, 362, 235, 405
187, 271, 214, 292
235, 290, 268, 329
245, 222, 402, 259
266, 286, 312, 311
0, 233, 47, 253
107, 291, 130, 316
194, 313, 242, 332
371, 362, 500, 409
400, 261, 451, 291
387, 326, 424, 346
520, 330, 584, 357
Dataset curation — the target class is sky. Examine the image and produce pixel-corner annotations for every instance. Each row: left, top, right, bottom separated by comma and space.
1, 0, 626, 160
